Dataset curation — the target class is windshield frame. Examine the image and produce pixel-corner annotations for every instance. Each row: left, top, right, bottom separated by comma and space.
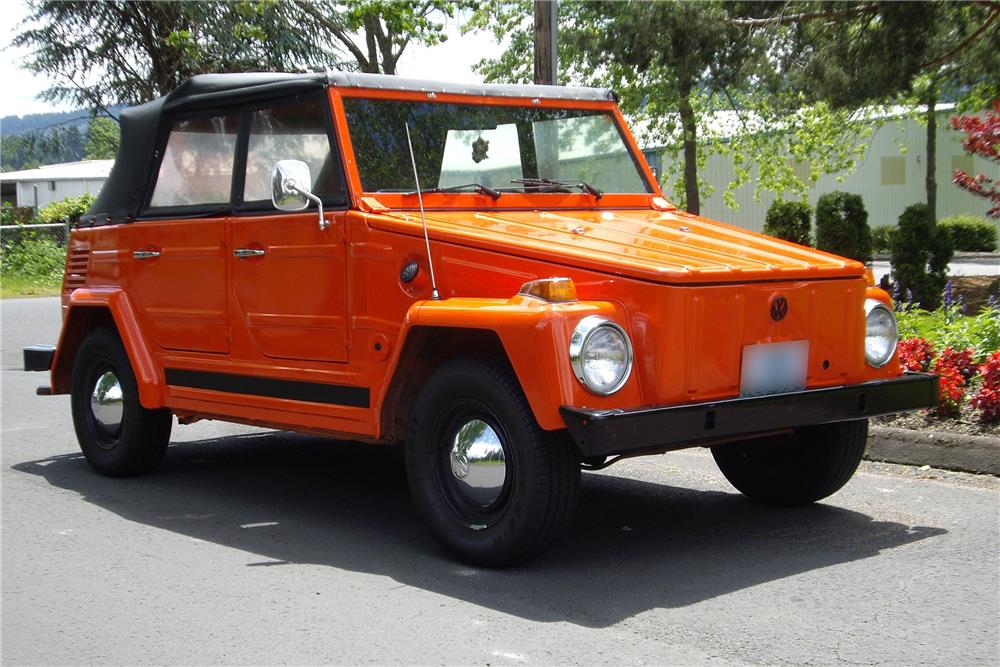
330, 87, 666, 211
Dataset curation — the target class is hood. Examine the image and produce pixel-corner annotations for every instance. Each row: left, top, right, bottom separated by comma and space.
370, 208, 864, 284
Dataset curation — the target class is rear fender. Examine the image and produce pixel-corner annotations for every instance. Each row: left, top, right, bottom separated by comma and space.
50, 288, 162, 409
377, 295, 642, 435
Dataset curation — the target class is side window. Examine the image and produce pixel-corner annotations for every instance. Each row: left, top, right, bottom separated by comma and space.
243, 99, 345, 206
148, 114, 239, 209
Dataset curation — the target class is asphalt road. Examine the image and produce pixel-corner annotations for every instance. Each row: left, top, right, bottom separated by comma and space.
2, 297, 998, 666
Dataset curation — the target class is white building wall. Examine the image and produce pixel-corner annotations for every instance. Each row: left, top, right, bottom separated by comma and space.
665, 113, 999, 234
14, 178, 107, 209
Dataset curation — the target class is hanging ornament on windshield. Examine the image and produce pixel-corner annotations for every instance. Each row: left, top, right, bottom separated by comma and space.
472, 136, 490, 163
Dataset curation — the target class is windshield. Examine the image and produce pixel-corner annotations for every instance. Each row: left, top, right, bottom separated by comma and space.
341, 98, 651, 195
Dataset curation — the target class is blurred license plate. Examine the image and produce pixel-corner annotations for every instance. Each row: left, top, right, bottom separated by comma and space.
740, 340, 809, 397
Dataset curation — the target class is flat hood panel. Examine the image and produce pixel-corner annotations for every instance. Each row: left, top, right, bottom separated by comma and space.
374, 208, 864, 284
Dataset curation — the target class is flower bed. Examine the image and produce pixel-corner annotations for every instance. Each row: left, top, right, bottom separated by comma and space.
876, 283, 1000, 437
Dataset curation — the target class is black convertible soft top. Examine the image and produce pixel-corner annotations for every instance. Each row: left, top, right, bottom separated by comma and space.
83, 71, 617, 225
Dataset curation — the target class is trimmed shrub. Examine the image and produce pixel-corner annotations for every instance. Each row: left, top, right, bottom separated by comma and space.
938, 214, 998, 252
815, 191, 872, 262
871, 225, 896, 255
891, 203, 953, 310
36, 193, 96, 225
763, 199, 812, 246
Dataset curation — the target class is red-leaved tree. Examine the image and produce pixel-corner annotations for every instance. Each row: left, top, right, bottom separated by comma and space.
950, 100, 1000, 218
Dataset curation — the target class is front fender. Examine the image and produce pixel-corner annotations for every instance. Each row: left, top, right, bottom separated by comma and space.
382, 295, 643, 431
51, 287, 162, 409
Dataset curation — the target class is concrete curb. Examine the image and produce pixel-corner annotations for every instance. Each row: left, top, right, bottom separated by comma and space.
872, 252, 999, 262
865, 425, 1000, 476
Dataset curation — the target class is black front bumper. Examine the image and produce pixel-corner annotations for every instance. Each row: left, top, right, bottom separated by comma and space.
560, 372, 938, 459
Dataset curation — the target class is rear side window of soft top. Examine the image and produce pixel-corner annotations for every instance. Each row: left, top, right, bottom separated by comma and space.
148, 113, 239, 210
144, 95, 347, 217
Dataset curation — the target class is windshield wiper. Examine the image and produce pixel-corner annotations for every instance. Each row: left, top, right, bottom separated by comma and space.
511, 177, 604, 199
405, 183, 501, 200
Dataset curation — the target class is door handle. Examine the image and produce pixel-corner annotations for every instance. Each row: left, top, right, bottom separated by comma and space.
233, 248, 266, 258
132, 250, 161, 259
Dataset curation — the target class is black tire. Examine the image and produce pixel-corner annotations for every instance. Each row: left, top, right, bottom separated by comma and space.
711, 420, 868, 506
71, 328, 172, 476
405, 357, 580, 567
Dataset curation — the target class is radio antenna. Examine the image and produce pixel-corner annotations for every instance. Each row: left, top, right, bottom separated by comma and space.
404, 122, 440, 300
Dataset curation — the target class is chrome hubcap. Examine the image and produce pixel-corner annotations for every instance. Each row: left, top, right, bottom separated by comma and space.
90, 371, 123, 431
448, 419, 507, 507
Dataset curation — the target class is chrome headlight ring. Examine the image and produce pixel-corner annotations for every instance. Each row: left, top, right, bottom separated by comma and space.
864, 299, 898, 368
569, 315, 634, 396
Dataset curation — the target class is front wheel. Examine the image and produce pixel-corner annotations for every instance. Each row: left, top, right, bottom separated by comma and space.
71, 328, 172, 476
711, 420, 868, 506
405, 357, 580, 567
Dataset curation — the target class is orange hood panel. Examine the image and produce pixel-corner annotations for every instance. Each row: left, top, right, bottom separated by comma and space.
370, 208, 864, 284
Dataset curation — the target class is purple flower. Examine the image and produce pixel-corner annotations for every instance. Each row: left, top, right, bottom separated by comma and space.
943, 280, 954, 309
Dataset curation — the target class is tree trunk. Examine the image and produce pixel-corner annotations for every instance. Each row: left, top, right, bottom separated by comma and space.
363, 16, 381, 73
678, 88, 700, 215
925, 85, 937, 222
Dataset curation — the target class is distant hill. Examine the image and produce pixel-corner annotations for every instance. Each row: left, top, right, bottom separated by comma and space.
1, 106, 125, 172
1, 105, 125, 136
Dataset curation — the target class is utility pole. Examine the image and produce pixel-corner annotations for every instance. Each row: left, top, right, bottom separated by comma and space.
533, 0, 557, 85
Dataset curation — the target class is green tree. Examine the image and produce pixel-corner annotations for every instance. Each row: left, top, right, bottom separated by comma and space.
295, 1, 466, 75
747, 1, 1000, 220
910, 3, 1000, 221
468, 1, 890, 215
13, 1, 464, 113
13, 1, 342, 111
1, 124, 86, 170
85, 116, 120, 160
471, 0, 767, 214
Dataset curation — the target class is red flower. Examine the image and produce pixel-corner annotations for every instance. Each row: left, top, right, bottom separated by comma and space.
898, 338, 935, 372
932, 360, 966, 418
971, 351, 1000, 423
937, 346, 978, 382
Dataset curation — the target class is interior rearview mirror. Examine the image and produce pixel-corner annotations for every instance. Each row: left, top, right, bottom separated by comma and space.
271, 160, 312, 211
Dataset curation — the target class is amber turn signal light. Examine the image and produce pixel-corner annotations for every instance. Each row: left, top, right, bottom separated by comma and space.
518, 277, 578, 302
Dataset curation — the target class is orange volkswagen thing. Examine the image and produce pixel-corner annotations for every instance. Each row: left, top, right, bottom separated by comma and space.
24, 72, 937, 566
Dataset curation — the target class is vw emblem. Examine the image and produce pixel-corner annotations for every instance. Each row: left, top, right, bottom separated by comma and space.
770, 296, 789, 322
450, 451, 470, 479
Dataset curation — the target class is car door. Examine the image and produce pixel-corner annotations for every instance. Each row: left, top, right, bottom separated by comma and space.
228, 95, 351, 364
129, 111, 238, 355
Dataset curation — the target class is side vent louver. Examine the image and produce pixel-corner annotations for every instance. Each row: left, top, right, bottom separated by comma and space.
64, 247, 90, 292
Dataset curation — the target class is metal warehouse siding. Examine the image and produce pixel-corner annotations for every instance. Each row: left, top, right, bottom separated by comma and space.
14, 179, 107, 209
658, 112, 1000, 234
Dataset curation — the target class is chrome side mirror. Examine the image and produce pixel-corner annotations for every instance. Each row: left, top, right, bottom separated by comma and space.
270, 160, 327, 230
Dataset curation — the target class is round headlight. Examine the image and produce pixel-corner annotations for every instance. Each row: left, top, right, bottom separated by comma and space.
865, 299, 897, 367
569, 316, 633, 395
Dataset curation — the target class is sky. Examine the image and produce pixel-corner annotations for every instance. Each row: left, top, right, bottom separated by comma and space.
0, 1, 506, 118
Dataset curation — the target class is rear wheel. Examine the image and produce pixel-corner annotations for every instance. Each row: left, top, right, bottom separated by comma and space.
711, 420, 868, 506
71, 328, 172, 476
406, 357, 580, 567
